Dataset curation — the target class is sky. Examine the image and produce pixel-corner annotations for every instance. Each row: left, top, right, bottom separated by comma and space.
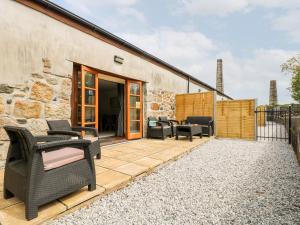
52, 0, 300, 105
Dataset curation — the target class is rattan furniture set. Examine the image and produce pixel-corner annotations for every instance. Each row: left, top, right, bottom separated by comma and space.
147, 116, 214, 141
3, 116, 213, 220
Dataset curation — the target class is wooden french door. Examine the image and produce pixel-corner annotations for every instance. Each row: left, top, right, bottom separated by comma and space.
77, 66, 98, 132
126, 80, 143, 139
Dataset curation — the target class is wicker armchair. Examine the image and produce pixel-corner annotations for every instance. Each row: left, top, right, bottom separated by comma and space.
3, 126, 96, 220
147, 117, 172, 140
47, 120, 101, 159
158, 116, 179, 137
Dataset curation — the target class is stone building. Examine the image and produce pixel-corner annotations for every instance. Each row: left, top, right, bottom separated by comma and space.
269, 80, 278, 106
216, 59, 224, 93
0, 0, 231, 161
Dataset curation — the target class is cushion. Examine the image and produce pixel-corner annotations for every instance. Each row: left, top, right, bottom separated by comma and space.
84, 136, 99, 142
42, 147, 84, 171
149, 121, 157, 127
151, 125, 170, 129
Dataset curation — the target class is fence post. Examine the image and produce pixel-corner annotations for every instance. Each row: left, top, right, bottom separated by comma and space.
288, 105, 292, 144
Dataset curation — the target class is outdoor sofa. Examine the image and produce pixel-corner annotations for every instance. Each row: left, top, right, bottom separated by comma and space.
3, 126, 96, 220
147, 117, 172, 140
47, 120, 101, 159
181, 116, 214, 136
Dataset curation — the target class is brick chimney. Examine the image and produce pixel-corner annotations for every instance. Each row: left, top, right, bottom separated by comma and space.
269, 80, 278, 106
216, 59, 224, 93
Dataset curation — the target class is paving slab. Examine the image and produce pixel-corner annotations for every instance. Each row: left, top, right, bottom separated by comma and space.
129, 144, 168, 151
133, 157, 163, 169
0, 193, 20, 210
103, 145, 138, 153
96, 170, 131, 190
95, 165, 109, 175
137, 148, 165, 155
0, 201, 66, 225
114, 153, 144, 162
101, 149, 126, 158
59, 186, 105, 209
128, 149, 165, 157
148, 149, 179, 162
113, 163, 148, 177
94, 157, 129, 169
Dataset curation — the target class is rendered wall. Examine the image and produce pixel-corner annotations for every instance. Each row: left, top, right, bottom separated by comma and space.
0, 0, 219, 161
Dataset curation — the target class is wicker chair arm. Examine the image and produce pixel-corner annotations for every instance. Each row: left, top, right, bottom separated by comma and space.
47, 130, 81, 138
72, 127, 99, 137
157, 121, 169, 127
35, 139, 91, 152
34, 135, 70, 143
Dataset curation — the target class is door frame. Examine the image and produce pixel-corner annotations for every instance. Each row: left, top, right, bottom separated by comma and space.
126, 80, 143, 140
81, 65, 99, 129
97, 76, 126, 137
72, 64, 143, 140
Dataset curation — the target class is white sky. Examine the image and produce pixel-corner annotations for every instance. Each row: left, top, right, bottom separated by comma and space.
52, 0, 300, 105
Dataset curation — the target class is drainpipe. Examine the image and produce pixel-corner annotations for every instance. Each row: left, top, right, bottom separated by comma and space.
187, 76, 190, 93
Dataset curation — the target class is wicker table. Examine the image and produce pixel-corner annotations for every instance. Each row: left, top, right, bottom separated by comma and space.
176, 124, 202, 142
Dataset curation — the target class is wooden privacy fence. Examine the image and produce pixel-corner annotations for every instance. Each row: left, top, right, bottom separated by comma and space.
216, 99, 256, 140
175, 91, 215, 122
256, 105, 266, 127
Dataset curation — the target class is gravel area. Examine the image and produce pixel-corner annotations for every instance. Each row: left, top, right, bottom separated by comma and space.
46, 139, 300, 225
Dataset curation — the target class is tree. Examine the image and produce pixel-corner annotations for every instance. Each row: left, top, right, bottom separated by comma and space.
281, 55, 300, 103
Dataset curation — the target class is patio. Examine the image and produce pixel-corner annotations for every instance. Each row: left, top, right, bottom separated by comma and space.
0, 137, 211, 225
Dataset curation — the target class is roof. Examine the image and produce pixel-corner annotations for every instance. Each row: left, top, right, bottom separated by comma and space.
20, 0, 232, 99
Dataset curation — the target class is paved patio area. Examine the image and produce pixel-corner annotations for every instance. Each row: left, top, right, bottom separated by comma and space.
0, 136, 211, 225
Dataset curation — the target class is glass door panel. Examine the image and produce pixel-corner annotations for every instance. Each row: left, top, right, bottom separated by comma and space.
80, 66, 98, 132
85, 89, 96, 105
85, 107, 96, 123
130, 108, 140, 120
127, 81, 143, 139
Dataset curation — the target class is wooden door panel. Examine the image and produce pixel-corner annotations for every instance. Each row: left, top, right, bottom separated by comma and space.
80, 66, 99, 134
126, 80, 143, 139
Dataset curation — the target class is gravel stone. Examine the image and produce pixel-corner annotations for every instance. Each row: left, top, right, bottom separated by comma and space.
45, 139, 300, 225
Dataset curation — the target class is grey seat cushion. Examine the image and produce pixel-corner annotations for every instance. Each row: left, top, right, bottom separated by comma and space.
42, 147, 84, 171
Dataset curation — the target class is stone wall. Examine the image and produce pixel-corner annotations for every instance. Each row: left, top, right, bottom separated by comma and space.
0, 58, 72, 161
143, 87, 176, 137
146, 88, 176, 119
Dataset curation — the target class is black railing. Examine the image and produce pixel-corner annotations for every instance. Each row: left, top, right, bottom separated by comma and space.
255, 107, 291, 143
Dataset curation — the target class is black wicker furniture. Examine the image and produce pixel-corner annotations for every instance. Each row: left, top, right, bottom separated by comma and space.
3, 126, 96, 220
147, 117, 172, 140
158, 116, 179, 137
182, 116, 214, 136
176, 124, 202, 142
47, 120, 101, 159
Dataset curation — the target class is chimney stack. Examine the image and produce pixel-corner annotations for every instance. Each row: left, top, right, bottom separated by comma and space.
216, 59, 224, 93
269, 80, 278, 106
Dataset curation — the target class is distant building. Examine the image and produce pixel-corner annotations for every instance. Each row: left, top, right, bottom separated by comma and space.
269, 80, 278, 106
216, 59, 224, 93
